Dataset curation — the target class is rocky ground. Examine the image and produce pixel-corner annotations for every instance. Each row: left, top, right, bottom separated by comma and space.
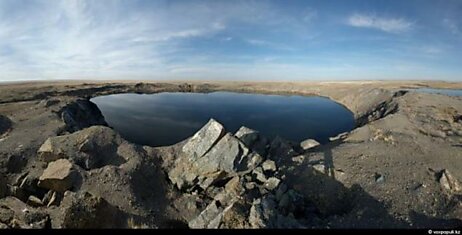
0, 80, 461, 228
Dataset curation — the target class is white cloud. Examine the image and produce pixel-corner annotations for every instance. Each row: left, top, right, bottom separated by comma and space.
347, 14, 414, 33
0, 0, 285, 80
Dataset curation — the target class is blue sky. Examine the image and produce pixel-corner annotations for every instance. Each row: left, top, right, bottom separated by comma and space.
0, 0, 461, 81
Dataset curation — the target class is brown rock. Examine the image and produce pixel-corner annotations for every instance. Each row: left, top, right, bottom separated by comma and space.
38, 159, 77, 192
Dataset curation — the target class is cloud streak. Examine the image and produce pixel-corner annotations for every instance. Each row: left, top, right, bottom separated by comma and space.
347, 14, 414, 33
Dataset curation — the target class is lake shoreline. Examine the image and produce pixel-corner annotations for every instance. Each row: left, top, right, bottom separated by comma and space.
0, 80, 461, 228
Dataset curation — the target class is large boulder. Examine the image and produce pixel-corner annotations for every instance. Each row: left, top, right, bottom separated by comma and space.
37, 126, 126, 169
169, 132, 251, 190
38, 159, 78, 192
59, 99, 107, 133
182, 119, 225, 159
235, 126, 269, 156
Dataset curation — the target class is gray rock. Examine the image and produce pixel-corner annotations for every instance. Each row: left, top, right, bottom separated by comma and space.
37, 126, 126, 169
264, 177, 281, 191
300, 139, 320, 150
169, 130, 251, 190
220, 201, 250, 229
27, 195, 43, 207
439, 169, 461, 193
214, 176, 245, 205
375, 173, 385, 183
46, 191, 59, 207
248, 195, 278, 228
235, 126, 259, 147
172, 194, 202, 222
249, 203, 266, 228
0, 196, 49, 229
252, 167, 267, 183
262, 160, 277, 172
182, 118, 225, 159
329, 132, 349, 142
291, 155, 305, 164
38, 159, 78, 192
247, 152, 263, 170
188, 201, 223, 229
60, 99, 107, 133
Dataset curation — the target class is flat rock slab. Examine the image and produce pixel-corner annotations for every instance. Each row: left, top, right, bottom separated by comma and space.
300, 139, 320, 150
182, 119, 225, 159
38, 159, 77, 192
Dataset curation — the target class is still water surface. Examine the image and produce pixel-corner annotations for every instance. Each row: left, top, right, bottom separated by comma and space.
91, 92, 355, 147
414, 88, 462, 97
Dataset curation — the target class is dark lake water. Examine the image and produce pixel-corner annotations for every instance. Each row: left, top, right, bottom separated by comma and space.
91, 92, 355, 147
414, 88, 462, 97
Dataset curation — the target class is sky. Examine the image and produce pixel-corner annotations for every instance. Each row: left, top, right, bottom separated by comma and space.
0, 0, 461, 82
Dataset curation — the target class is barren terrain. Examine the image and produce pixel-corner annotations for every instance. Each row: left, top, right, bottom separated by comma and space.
0, 80, 461, 228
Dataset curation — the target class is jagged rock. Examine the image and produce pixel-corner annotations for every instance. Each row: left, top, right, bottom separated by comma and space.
220, 201, 250, 228
41, 190, 53, 206
252, 167, 267, 183
264, 177, 281, 191
262, 160, 277, 172
439, 169, 461, 194
38, 159, 78, 192
27, 195, 43, 207
235, 126, 259, 147
0, 197, 49, 229
300, 139, 320, 150
247, 152, 264, 170
46, 191, 59, 207
182, 119, 225, 158
235, 126, 268, 156
329, 132, 349, 142
169, 128, 251, 190
18, 174, 42, 197
248, 196, 278, 228
188, 201, 223, 229
60, 99, 107, 133
214, 177, 245, 205
37, 126, 126, 169
172, 194, 202, 222
54, 191, 128, 228
37, 138, 61, 162
291, 155, 305, 164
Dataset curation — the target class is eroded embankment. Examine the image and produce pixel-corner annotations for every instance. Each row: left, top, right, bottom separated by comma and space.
1, 81, 461, 229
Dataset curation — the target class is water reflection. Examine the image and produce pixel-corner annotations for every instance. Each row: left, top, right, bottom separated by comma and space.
414, 88, 462, 97
91, 92, 355, 147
